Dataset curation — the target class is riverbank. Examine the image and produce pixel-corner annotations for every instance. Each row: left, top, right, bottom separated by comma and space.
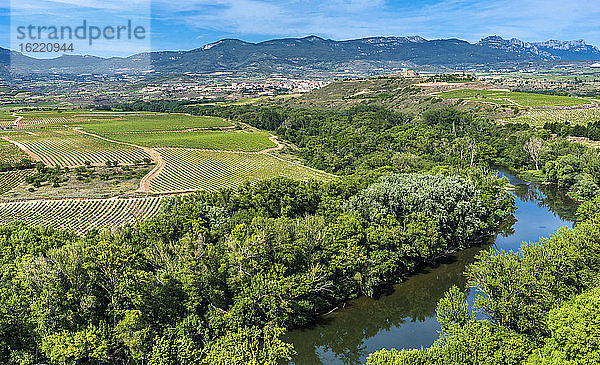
287, 170, 578, 365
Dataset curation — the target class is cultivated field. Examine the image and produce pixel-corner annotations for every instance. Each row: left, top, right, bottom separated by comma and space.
0, 108, 335, 228
0, 139, 31, 164
76, 114, 232, 133
508, 108, 600, 127
16, 110, 85, 118
0, 111, 15, 121
149, 149, 332, 192
437, 89, 592, 107
0, 197, 163, 234
468, 98, 514, 106
4, 129, 151, 167
103, 131, 276, 152
0, 170, 34, 195
17, 117, 70, 128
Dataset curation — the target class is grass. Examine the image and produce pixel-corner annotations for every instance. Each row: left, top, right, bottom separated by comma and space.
0, 197, 163, 234
4, 165, 152, 201
103, 131, 276, 152
437, 89, 592, 107
150, 149, 332, 193
76, 114, 232, 133
508, 108, 600, 127
6, 129, 151, 167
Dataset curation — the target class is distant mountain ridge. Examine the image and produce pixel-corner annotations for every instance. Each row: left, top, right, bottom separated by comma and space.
478, 35, 600, 61
2, 35, 600, 76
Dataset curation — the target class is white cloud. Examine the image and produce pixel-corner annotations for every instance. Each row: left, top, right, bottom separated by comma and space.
151, 0, 600, 46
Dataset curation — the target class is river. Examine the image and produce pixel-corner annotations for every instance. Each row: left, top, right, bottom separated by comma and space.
286, 170, 579, 365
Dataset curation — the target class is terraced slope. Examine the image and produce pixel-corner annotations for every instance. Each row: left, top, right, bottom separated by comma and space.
0, 197, 163, 234
149, 149, 332, 193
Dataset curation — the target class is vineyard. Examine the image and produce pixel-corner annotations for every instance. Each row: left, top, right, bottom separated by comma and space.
437, 89, 593, 107
0, 139, 31, 164
0, 197, 163, 234
16, 111, 85, 118
0, 170, 34, 195
103, 131, 277, 152
5, 129, 151, 167
149, 149, 332, 192
0, 111, 15, 122
17, 117, 70, 128
508, 108, 600, 127
76, 114, 232, 133
0, 115, 16, 127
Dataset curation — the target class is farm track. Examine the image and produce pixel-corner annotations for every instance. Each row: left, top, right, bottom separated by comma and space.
139, 135, 283, 192
72, 128, 163, 192
72, 127, 284, 193
0, 115, 299, 230
155, 135, 284, 155
0, 136, 44, 163
12, 113, 22, 127
3, 117, 308, 195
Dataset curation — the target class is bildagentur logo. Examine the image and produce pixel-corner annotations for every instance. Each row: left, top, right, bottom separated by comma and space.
10, 0, 152, 75
16, 20, 147, 46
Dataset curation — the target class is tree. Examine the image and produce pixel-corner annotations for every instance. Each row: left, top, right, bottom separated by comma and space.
201, 326, 295, 365
523, 137, 544, 171
527, 287, 600, 364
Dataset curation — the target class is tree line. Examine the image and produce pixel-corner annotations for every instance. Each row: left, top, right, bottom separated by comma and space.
543, 120, 600, 141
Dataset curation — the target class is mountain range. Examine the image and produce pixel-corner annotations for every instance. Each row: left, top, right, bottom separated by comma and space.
2, 35, 600, 77
477, 36, 600, 61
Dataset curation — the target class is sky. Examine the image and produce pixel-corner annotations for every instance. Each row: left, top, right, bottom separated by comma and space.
1, 0, 600, 57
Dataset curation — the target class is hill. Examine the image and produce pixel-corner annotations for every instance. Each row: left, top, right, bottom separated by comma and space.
3, 35, 600, 77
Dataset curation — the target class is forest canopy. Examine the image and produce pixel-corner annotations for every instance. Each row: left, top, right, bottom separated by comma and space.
0, 172, 511, 364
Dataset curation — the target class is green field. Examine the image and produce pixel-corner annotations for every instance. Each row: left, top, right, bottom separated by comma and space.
150, 149, 332, 192
16, 110, 87, 118
103, 131, 276, 152
76, 114, 232, 133
0, 111, 15, 121
508, 108, 600, 127
6, 129, 151, 167
0, 197, 163, 234
468, 98, 514, 106
11, 112, 233, 131
437, 89, 592, 107
0, 139, 30, 164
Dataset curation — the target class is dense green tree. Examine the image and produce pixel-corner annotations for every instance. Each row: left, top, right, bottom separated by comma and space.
527, 287, 600, 364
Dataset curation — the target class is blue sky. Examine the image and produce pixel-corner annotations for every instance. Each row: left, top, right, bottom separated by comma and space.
1, 0, 600, 57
